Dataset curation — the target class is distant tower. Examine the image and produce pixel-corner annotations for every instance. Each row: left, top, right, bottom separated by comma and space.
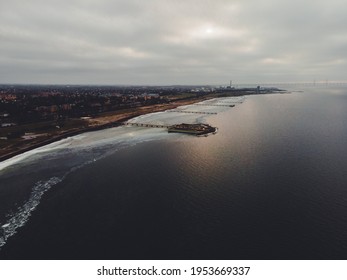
230, 80, 232, 87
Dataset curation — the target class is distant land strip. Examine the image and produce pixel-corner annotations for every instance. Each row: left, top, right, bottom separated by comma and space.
0, 87, 284, 163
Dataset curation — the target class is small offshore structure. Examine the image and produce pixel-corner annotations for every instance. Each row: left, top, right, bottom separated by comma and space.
168, 123, 217, 136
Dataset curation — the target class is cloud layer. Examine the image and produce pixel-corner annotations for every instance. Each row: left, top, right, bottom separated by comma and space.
1, 0, 347, 85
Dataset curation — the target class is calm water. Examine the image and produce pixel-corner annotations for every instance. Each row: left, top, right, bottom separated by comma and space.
0, 87, 347, 259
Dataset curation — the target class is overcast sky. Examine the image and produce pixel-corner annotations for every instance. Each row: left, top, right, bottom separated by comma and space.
1, 0, 347, 85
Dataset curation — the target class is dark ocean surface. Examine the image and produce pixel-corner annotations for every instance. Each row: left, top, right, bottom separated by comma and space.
1, 87, 347, 259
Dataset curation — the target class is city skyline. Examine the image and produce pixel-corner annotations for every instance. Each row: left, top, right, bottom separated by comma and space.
1, 0, 347, 85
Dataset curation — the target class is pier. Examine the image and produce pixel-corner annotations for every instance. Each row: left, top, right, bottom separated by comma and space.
192, 104, 235, 107
215, 99, 245, 104
124, 122, 169, 128
168, 110, 217, 115
124, 122, 217, 137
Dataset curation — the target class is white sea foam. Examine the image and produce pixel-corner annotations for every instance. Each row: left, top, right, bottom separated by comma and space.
0, 177, 63, 249
0, 138, 72, 172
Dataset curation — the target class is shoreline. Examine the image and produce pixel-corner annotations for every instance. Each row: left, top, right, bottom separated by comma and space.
0, 89, 287, 163
0, 96, 213, 163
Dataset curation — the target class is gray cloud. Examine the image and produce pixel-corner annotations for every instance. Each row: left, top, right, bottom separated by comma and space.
1, 0, 347, 85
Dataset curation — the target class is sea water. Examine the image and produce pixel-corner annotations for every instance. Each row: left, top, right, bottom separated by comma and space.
0, 89, 346, 259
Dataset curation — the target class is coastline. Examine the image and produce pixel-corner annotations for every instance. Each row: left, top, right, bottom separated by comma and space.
0, 88, 288, 164
0, 96, 213, 163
